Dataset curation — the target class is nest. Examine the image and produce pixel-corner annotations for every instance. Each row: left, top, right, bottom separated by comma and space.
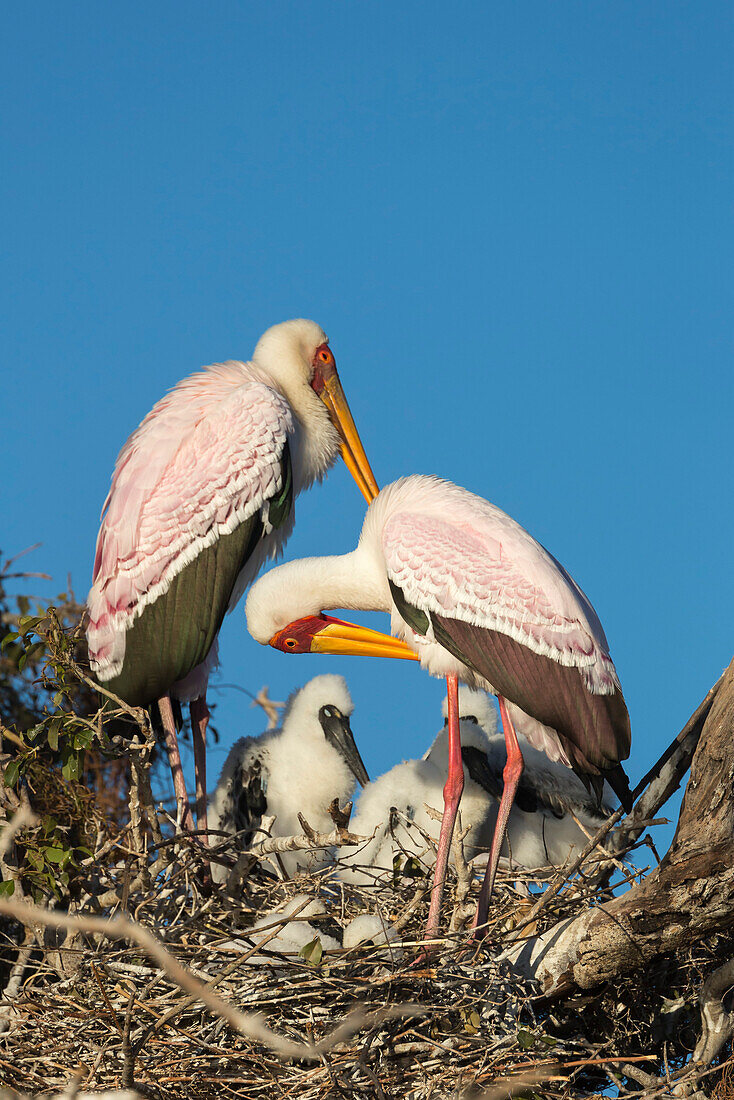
3, 785, 730, 1100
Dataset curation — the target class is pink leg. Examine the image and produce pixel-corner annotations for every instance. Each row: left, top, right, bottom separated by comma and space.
473, 696, 524, 936
424, 674, 464, 942
158, 694, 194, 832
190, 695, 210, 844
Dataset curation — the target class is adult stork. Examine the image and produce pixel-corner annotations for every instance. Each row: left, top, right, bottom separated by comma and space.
86, 320, 378, 837
246, 474, 632, 937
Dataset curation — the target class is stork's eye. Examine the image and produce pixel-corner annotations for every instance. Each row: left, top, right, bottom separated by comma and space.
318, 347, 331, 363
323, 706, 333, 716
285, 638, 298, 649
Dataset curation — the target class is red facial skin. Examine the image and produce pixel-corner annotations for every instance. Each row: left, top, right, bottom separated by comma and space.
310, 343, 336, 396
269, 614, 347, 653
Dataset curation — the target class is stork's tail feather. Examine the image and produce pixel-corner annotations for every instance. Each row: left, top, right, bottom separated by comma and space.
603, 764, 633, 814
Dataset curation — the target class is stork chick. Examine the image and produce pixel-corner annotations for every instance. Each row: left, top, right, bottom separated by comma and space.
339, 689, 497, 885
209, 674, 369, 879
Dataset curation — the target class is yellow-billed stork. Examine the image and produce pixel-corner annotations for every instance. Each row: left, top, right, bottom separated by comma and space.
246, 474, 632, 937
87, 319, 378, 837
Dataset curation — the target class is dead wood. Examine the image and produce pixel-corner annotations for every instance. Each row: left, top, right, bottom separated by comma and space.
504, 656, 734, 1005
693, 954, 734, 1065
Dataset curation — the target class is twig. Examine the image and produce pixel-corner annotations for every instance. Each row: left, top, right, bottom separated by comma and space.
449, 812, 473, 932
631, 676, 722, 801
0, 803, 36, 862
248, 824, 369, 858
131, 895, 319, 1058
609, 676, 723, 860
214, 684, 285, 729
120, 989, 137, 1088
618, 1062, 661, 1089
0, 926, 35, 1035
504, 807, 625, 942
477, 1065, 563, 1099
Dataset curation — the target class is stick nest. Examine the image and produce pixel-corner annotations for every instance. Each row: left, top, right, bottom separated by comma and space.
2, 783, 732, 1100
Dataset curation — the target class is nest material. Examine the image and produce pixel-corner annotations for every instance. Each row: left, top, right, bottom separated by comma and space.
3, 797, 731, 1100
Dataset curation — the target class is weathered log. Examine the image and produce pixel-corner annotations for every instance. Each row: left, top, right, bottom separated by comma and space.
504, 656, 734, 999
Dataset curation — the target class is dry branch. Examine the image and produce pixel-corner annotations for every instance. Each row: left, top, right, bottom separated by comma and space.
4, 590, 734, 1097
477, 1065, 563, 1098
504, 657, 734, 1005
247, 822, 370, 857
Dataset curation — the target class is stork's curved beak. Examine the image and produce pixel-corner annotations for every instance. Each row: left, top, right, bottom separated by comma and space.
270, 615, 421, 662
318, 707, 370, 787
311, 618, 420, 662
315, 362, 379, 504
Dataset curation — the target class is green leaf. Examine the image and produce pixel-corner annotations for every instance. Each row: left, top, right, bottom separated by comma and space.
47, 720, 61, 753
0, 631, 20, 652
61, 746, 80, 782
17, 652, 27, 672
43, 847, 66, 864
72, 728, 94, 750
0, 879, 15, 898
3, 759, 20, 788
298, 937, 323, 967
402, 857, 425, 879
516, 1029, 535, 1050
462, 1008, 481, 1034
44, 871, 61, 899
17, 615, 43, 635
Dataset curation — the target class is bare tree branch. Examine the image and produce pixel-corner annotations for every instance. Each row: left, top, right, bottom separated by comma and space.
247, 822, 370, 857
477, 1065, 563, 1099
503, 657, 734, 999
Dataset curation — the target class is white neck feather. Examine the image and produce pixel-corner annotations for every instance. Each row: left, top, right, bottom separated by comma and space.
246, 544, 391, 643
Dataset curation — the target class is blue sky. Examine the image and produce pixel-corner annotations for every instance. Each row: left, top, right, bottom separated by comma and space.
2, 4, 732, 849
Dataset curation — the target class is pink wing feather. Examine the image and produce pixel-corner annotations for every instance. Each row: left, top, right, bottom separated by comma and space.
379, 477, 626, 771
87, 362, 292, 680
382, 487, 619, 696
